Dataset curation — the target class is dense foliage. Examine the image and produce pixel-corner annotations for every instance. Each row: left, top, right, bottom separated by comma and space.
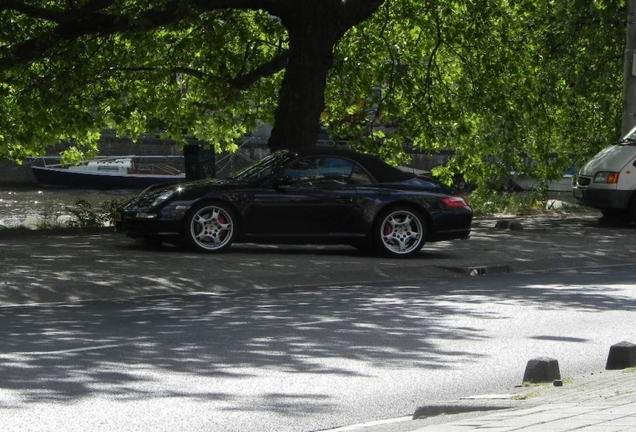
0, 0, 627, 191
329, 0, 626, 188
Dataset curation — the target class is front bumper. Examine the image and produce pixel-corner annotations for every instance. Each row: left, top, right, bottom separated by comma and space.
115, 212, 182, 239
572, 187, 632, 210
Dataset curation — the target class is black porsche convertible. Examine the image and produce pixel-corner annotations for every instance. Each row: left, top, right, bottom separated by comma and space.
114, 147, 472, 257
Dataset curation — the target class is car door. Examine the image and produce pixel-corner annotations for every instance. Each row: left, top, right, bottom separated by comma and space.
245, 156, 360, 236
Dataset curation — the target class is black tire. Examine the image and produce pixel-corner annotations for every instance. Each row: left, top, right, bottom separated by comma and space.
185, 202, 237, 253
373, 206, 426, 258
601, 208, 631, 224
601, 208, 627, 218
628, 195, 636, 223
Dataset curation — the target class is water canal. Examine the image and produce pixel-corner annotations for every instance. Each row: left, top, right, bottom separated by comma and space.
0, 187, 135, 229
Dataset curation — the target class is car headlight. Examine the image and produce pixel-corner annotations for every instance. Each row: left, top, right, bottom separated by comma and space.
136, 212, 158, 219
593, 172, 619, 184
151, 190, 177, 207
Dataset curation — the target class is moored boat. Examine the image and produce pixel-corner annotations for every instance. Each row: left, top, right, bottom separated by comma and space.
510, 168, 576, 192
30, 156, 186, 189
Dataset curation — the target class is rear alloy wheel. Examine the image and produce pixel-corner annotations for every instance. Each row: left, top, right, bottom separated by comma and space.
185, 202, 236, 253
374, 207, 426, 257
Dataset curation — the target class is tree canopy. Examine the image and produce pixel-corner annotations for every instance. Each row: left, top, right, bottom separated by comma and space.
331, 0, 626, 187
0, 0, 627, 190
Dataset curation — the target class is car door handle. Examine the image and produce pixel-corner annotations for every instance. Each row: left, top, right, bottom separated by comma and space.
337, 197, 354, 203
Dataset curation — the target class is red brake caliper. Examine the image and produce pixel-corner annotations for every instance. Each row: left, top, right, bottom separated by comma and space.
218, 214, 227, 240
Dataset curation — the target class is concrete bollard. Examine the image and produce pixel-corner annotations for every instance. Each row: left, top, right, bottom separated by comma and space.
606, 341, 636, 370
495, 220, 510, 229
494, 220, 524, 231
523, 357, 561, 383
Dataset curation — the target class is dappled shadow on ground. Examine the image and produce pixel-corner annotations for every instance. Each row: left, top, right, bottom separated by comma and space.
0, 212, 636, 415
0, 284, 486, 406
0, 266, 634, 413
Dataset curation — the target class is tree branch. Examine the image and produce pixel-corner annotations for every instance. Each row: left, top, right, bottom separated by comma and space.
228, 52, 288, 90
0, 0, 286, 72
99, 52, 287, 91
340, 0, 386, 30
0, 0, 116, 23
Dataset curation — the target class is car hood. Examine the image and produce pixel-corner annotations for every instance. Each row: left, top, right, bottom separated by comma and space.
580, 144, 636, 176
163, 177, 253, 192
125, 178, 249, 209
176, 177, 249, 194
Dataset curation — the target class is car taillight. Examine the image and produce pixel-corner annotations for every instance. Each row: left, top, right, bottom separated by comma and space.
442, 196, 468, 208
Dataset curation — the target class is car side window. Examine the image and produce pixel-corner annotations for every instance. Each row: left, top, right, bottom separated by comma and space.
282, 158, 320, 185
282, 156, 374, 186
282, 157, 349, 186
349, 165, 374, 185
316, 157, 355, 185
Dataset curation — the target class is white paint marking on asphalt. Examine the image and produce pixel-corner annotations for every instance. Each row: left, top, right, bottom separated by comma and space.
0, 344, 121, 357
289, 318, 345, 327
460, 394, 516, 400
323, 416, 413, 431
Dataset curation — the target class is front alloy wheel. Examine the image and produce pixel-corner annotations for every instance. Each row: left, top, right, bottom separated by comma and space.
185, 202, 236, 252
375, 207, 426, 257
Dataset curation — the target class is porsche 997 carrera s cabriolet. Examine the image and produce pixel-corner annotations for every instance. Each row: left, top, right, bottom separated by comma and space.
114, 147, 472, 258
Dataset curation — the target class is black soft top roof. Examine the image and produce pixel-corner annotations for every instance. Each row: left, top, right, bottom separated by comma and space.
287, 147, 416, 184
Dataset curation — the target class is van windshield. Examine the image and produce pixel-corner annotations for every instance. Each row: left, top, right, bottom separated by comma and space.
620, 127, 636, 144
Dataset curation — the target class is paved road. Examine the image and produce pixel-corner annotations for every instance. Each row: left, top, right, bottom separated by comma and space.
2, 265, 636, 432
1, 210, 636, 432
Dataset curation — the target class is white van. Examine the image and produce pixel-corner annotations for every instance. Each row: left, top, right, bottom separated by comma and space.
573, 125, 636, 219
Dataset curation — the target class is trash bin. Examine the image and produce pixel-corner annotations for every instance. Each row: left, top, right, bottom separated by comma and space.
184, 143, 215, 180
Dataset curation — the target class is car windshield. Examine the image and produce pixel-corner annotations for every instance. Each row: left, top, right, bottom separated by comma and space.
228, 151, 296, 183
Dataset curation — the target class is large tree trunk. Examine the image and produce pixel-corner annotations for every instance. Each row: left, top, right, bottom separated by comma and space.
267, 15, 339, 151
267, 0, 385, 152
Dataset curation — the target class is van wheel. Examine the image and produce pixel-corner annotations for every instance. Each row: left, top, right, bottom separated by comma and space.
628, 196, 636, 223
602, 208, 629, 219
600, 208, 631, 224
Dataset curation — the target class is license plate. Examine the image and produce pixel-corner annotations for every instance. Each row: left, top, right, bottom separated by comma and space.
573, 188, 583, 198
114, 212, 122, 222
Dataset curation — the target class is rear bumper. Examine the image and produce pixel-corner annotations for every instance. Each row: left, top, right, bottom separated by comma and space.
430, 228, 471, 242
429, 212, 473, 242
